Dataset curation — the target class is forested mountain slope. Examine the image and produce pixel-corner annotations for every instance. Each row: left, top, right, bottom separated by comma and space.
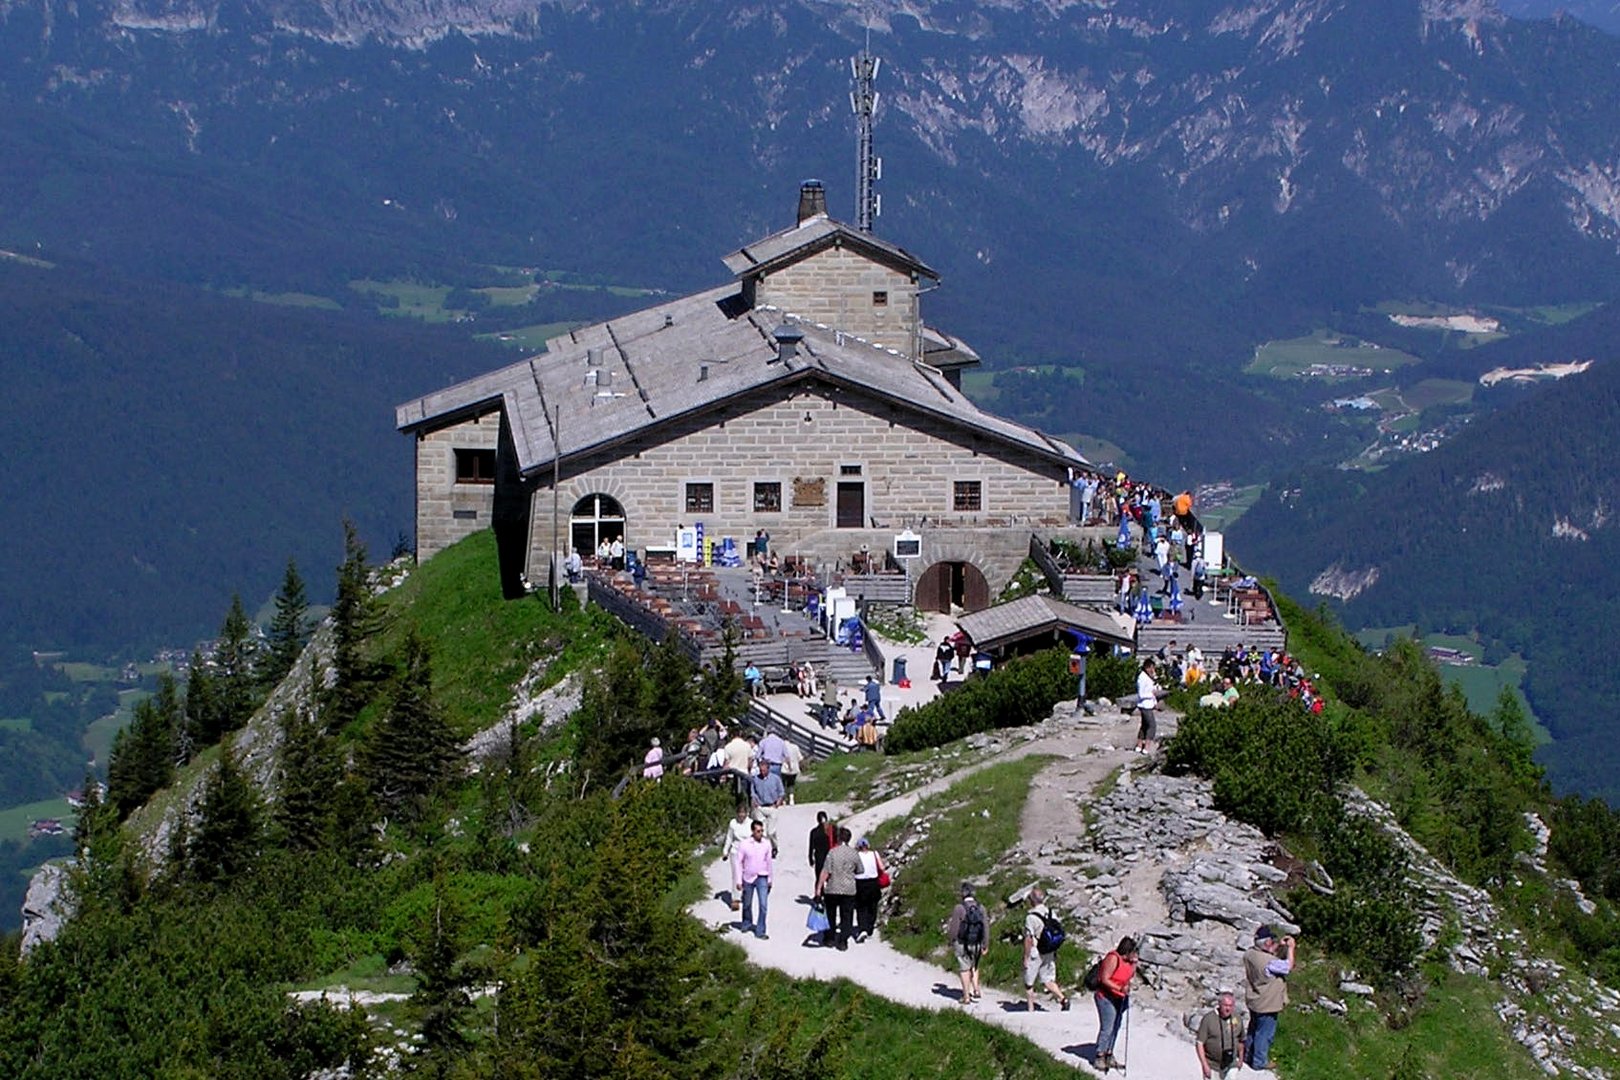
1229, 346, 1620, 800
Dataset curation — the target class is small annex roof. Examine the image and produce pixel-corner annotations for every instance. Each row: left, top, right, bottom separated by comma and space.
956, 594, 1137, 654
722, 214, 939, 282
396, 284, 1085, 480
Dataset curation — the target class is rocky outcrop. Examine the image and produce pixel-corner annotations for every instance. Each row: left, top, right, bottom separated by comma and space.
20, 861, 73, 956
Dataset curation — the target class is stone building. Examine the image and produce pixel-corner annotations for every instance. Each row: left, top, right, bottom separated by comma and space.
395, 182, 1089, 611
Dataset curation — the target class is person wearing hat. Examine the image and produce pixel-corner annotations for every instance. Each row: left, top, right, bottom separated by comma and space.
944, 882, 989, 1005
642, 737, 664, 781
1242, 924, 1296, 1070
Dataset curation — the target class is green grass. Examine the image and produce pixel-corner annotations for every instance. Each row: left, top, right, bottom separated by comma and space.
0, 717, 31, 732
222, 287, 343, 310
1353, 626, 1547, 744
56, 661, 119, 682
1516, 301, 1600, 326
872, 754, 1056, 994
0, 797, 75, 843
1402, 378, 1474, 409
296, 952, 416, 995
83, 688, 149, 765
958, 370, 997, 402
1280, 961, 1547, 1080
795, 742, 996, 808
1247, 330, 1421, 378
348, 278, 459, 321
475, 320, 582, 351
371, 531, 622, 736
1065, 434, 1130, 469
1197, 484, 1265, 531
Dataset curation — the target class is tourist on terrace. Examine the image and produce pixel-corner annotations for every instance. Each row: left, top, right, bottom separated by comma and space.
642, 737, 663, 781
745, 662, 766, 698
1135, 659, 1161, 755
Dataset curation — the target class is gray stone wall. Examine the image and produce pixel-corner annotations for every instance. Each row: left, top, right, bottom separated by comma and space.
414, 407, 501, 559
522, 385, 1069, 593
755, 247, 919, 355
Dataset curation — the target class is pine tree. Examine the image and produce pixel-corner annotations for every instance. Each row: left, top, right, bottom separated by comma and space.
182, 650, 220, 754
274, 706, 337, 851
187, 744, 263, 884
410, 881, 472, 1073
262, 558, 309, 691
106, 677, 181, 819
363, 632, 463, 821
214, 593, 259, 735
327, 520, 377, 727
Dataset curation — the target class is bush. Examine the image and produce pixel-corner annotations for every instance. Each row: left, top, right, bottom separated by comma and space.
1163, 692, 1354, 836
885, 649, 1069, 753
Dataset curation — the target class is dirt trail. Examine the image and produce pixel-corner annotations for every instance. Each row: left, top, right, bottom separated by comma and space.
690, 710, 1197, 1076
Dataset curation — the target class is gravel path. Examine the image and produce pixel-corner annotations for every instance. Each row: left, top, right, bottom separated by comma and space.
691, 724, 1199, 1076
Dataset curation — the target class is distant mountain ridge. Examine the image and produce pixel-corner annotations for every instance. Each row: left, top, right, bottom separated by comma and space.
7, 1, 1620, 665
1499, 0, 1620, 34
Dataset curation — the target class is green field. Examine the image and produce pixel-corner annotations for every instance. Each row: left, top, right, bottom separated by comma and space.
1401, 378, 1474, 409
0, 797, 75, 844
476, 321, 582, 351
223, 288, 342, 310
0, 717, 31, 733
1248, 330, 1422, 378
82, 687, 148, 765
1355, 626, 1547, 743
1197, 484, 1265, 531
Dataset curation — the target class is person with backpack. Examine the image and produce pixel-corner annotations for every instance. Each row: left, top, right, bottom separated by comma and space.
1089, 936, 1140, 1072
945, 882, 990, 1005
1021, 887, 1070, 1011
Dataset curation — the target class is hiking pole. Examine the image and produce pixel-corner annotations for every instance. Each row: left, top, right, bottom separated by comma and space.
1122, 999, 1131, 1077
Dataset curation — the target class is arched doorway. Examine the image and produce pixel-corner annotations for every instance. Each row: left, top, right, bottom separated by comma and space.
914, 561, 990, 613
570, 494, 625, 556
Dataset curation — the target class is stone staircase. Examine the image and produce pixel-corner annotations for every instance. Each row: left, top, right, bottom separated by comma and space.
1138, 620, 1285, 655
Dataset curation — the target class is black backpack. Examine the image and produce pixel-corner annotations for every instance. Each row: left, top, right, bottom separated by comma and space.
1035, 911, 1067, 955
1082, 954, 1107, 991
957, 901, 986, 949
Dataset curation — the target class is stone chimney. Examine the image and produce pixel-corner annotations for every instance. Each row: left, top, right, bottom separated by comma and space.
796, 179, 828, 224
772, 323, 805, 363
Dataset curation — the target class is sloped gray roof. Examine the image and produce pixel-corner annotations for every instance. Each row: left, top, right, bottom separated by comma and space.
396, 286, 1085, 478
957, 594, 1137, 653
721, 215, 938, 281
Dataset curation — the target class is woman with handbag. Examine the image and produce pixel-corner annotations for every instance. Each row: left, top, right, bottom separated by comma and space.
852, 837, 887, 943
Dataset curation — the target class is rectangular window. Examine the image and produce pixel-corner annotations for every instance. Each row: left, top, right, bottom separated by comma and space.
872, 290, 888, 307
953, 480, 983, 512
454, 448, 496, 484
840, 464, 863, 476
684, 482, 715, 514
452, 509, 479, 521
753, 481, 782, 513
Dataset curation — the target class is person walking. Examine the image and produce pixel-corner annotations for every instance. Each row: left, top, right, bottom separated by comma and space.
815, 826, 861, 950
808, 811, 835, 882
852, 837, 886, 943
1243, 925, 1296, 1071
1021, 887, 1070, 1012
736, 818, 774, 939
1196, 992, 1246, 1080
748, 759, 785, 853
864, 675, 885, 722
820, 678, 841, 729
1135, 659, 1160, 755
757, 726, 788, 776
945, 882, 989, 1005
780, 739, 803, 805
1093, 936, 1139, 1072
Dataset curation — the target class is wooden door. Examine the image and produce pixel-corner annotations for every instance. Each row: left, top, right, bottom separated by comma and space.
836, 482, 865, 529
960, 562, 991, 612
914, 562, 951, 612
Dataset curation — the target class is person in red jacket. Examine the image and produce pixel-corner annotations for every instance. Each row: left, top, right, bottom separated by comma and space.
1093, 936, 1140, 1072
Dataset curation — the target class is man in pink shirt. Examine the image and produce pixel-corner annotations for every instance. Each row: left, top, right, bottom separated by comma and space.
736, 818, 775, 939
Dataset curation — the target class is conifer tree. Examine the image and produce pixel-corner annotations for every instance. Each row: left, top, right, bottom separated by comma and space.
182, 649, 219, 755
187, 743, 263, 885
106, 675, 181, 819
274, 706, 337, 851
214, 593, 259, 735
327, 520, 378, 726
262, 558, 309, 690
364, 632, 462, 821
410, 882, 472, 1073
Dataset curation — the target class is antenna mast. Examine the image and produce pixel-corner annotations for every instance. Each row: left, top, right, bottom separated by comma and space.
851, 27, 881, 232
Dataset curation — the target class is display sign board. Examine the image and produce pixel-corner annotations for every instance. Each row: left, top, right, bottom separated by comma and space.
894, 529, 922, 560
676, 526, 699, 563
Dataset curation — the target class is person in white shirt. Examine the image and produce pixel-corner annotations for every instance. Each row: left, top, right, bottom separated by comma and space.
781, 740, 803, 805
1136, 658, 1160, 754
